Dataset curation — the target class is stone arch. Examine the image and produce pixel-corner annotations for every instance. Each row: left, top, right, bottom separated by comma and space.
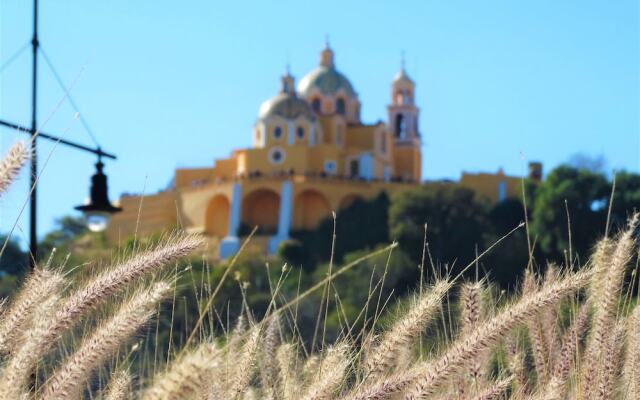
242, 188, 280, 233
205, 195, 230, 238
294, 189, 331, 230
339, 194, 366, 210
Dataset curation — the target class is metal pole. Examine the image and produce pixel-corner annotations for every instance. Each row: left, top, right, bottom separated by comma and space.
29, 0, 38, 268
0, 119, 117, 160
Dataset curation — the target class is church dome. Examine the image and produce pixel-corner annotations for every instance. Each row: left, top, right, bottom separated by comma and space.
297, 44, 357, 98
259, 72, 317, 120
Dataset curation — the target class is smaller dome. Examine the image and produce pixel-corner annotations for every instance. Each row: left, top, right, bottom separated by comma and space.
259, 72, 316, 120
258, 93, 317, 120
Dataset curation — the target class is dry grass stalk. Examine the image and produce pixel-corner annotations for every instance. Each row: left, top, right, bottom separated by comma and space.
260, 314, 281, 398
302, 353, 320, 385
0, 268, 65, 354
596, 320, 626, 400
408, 269, 592, 399
142, 342, 220, 400
465, 376, 513, 400
103, 370, 132, 400
460, 282, 482, 334
276, 343, 299, 400
506, 337, 528, 396
582, 214, 638, 398
229, 326, 261, 400
588, 237, 615, 302
523, 271, 550, 385
537, 304, 589, 400
0, 289, 61, 399
347, 268, 592, 400
0, 141, 30, 195
301, 341, 351, 400
30, 234, 202, 367
540, 265, 561, 365
459, 281, 486, 389
364, 280, 451, 380
408, 271, 590, 398
622, 305, 640, 399
40, 282, 171, 400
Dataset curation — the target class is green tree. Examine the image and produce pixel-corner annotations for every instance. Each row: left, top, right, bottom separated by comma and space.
39, 216, 88, 258
290, 192, 390, 266
530, 165, 609, 261
0, 235, 27, 276
389, 184, 491, 277
484, 198, 530, 288
609, 171, 640, 229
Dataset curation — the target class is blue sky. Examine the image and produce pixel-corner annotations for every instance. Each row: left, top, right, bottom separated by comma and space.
0, 0, 638, 243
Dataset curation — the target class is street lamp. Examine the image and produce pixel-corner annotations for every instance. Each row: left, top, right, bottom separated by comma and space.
0, 0, 119, 266
74, 157, 122, 232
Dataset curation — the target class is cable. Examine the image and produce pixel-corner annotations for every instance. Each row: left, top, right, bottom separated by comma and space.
38, 46, 101, 147
0, 42, 30, 74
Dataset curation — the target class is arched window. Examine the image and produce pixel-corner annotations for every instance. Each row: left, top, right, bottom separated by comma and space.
395, 114, 406, 138
336, 98, 346, 115
296, 126, 305, 140
273, 126, 283, 139
312, 98, 321, 113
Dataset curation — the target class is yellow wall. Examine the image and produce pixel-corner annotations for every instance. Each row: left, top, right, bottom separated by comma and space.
212, 157, 237, 180
106, 191, 178, 243
175, 167, 214, 188
393, 146, 421, 182
459, 171, 522, 203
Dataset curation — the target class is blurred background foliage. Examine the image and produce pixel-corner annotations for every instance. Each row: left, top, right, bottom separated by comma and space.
0, 164, 638, 350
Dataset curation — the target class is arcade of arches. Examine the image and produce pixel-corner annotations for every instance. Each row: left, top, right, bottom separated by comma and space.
294, 190, 331, 230
205, 195, 230, 237
241, 189, 280, 233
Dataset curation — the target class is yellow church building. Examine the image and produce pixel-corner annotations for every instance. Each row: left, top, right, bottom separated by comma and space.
106, 43, 536, 258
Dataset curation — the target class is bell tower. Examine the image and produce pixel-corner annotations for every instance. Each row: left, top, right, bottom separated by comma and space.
388, 59, 421, 182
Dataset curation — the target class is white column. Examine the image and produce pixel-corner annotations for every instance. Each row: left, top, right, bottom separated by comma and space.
309, 124, 316, 146
259, 122, 267, 147
268, 180, 292, 254
287, 121, 295, 146
219, 183, 242, 258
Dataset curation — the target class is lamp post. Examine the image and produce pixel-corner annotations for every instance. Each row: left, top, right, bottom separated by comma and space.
75, 157, 122, 232
0, 0, 120, 267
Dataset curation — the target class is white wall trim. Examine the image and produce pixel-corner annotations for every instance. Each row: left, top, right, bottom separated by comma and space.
287, 121, 295, 146
220, 183, 243, 258
309, 124, 316, 146
269, 180, 292, 254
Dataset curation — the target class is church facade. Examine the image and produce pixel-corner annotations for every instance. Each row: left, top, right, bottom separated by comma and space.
106, 43, 533, 258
